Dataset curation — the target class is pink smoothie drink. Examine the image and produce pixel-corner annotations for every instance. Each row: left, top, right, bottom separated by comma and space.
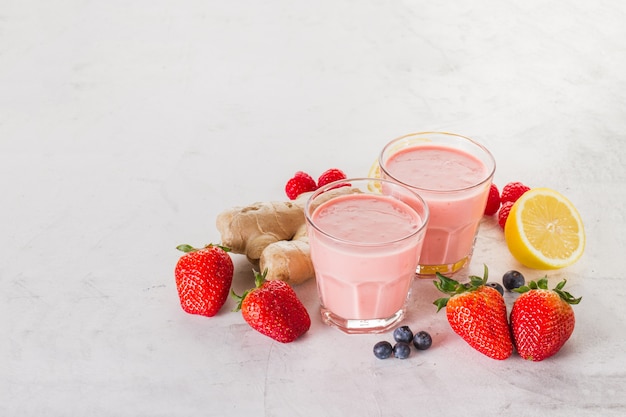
380, 133, 495, 275
305, 179, 429, 334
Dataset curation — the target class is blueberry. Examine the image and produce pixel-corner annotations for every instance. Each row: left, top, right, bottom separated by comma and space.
373, 341, 393, 359
412, 331, 433, 350
502, 270, 525, 291
393, 325, 414, 343
393, 342, 411, 359
486, 282, 504, 296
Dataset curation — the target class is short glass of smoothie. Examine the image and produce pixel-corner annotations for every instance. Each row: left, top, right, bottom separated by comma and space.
305, 178, 429, 334
378, 132, 496, 277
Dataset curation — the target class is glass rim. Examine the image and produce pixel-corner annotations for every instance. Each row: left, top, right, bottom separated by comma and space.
378, 131, 496, 194
304, 177, 430, 246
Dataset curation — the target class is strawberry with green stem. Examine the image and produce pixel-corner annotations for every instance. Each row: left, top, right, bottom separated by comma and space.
510, 277, 581, 361
434, 265, 513, 360
232, 269, 311, 343
174, 244, 234, 317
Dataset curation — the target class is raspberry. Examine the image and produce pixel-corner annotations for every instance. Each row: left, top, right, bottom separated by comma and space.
285, 171, 317, 200
484, 184, 501, 216
500, 182, 530, 204
317, 168, 347, 188
498, 201, 514, 229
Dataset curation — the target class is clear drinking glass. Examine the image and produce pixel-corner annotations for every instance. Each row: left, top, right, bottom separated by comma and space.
305, 178, 429, 334
378, 132, 495, 277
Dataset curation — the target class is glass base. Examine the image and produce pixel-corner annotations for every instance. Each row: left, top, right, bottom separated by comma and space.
320, 307, 406, 334
416, 255, 470, 278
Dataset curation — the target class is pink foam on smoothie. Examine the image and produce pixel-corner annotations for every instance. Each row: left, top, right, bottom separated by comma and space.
309, 193, 425, 320
386, 144, 488, 190
312, 194, 421, 243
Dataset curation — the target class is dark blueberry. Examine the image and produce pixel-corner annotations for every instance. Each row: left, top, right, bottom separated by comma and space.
502, 270, 525, 291
373, 341, 393, 359
486, 282, 504, 296
393, 342, 411, 359
393, 325, 414, 343
412, 331, 433, 351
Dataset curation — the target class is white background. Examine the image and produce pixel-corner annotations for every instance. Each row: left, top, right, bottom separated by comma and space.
2, 1, 625, 416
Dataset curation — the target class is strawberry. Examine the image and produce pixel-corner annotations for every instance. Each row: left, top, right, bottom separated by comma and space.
484, 183, 501, 215
232, 270, 311, 343
500, 181, 530, 203
434, 266, 513, 360
285, 171, 317, 200
498, 200, 514, 229
317, 168, 347, 188
510, 278, 581, 361
174, 244, 234, 317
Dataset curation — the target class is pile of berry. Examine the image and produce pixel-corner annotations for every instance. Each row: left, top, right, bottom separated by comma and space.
373, 326, 432, 360
434, 266, 581, 361
483, 181, 531, 228
284, 168, 347, 200
174, 245, 311, 343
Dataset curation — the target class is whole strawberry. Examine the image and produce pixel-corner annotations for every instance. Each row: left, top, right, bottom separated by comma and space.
174, 244, 234, 317
285, 171, 317, 200
484, 183, 501, 215
510, 278, 581, 361
232, 270, 311, 343
500, 181, 530, 203
434, 266, 513, 360
317, 168, 347, 188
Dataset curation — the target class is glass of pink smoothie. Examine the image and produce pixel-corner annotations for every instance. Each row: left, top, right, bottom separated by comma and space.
305, 178, 429, 334
378, 132, 495, 277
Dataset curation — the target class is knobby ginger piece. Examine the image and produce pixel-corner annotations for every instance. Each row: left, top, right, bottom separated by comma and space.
260, 224, 315, 285
216, 196, 308, 261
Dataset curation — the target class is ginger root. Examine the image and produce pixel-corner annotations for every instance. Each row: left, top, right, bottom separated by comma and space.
216, 193, 315, 284
259, 224, 314, 285
216, 198, 307, 261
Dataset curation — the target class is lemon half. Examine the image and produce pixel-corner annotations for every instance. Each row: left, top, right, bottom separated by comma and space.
504, 187, 585, 269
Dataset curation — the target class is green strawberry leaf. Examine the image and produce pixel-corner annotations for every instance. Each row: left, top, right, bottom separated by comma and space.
176, 243, 231, 253
513, 277, 582, 305
176, 244, 197, 253
433, 297, 449, 312
231, 269, 269, 312
433, 265, 490, 311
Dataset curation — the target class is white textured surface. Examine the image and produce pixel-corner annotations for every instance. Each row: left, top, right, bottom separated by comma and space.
2, 1, 625, 416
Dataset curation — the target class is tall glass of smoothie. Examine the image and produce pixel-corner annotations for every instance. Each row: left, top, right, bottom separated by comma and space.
305, 178, 429, 334
378, 132, 495, 277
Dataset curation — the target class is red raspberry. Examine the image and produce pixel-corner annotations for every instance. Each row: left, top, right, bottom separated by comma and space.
484, 184, 501, 216
285, 171, 317, 200
500, 182, 530, 203
317, 168, 347, 188
498, 201, 514, 229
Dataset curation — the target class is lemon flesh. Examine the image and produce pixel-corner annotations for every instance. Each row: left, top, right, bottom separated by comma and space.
504, 187, 585, 269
